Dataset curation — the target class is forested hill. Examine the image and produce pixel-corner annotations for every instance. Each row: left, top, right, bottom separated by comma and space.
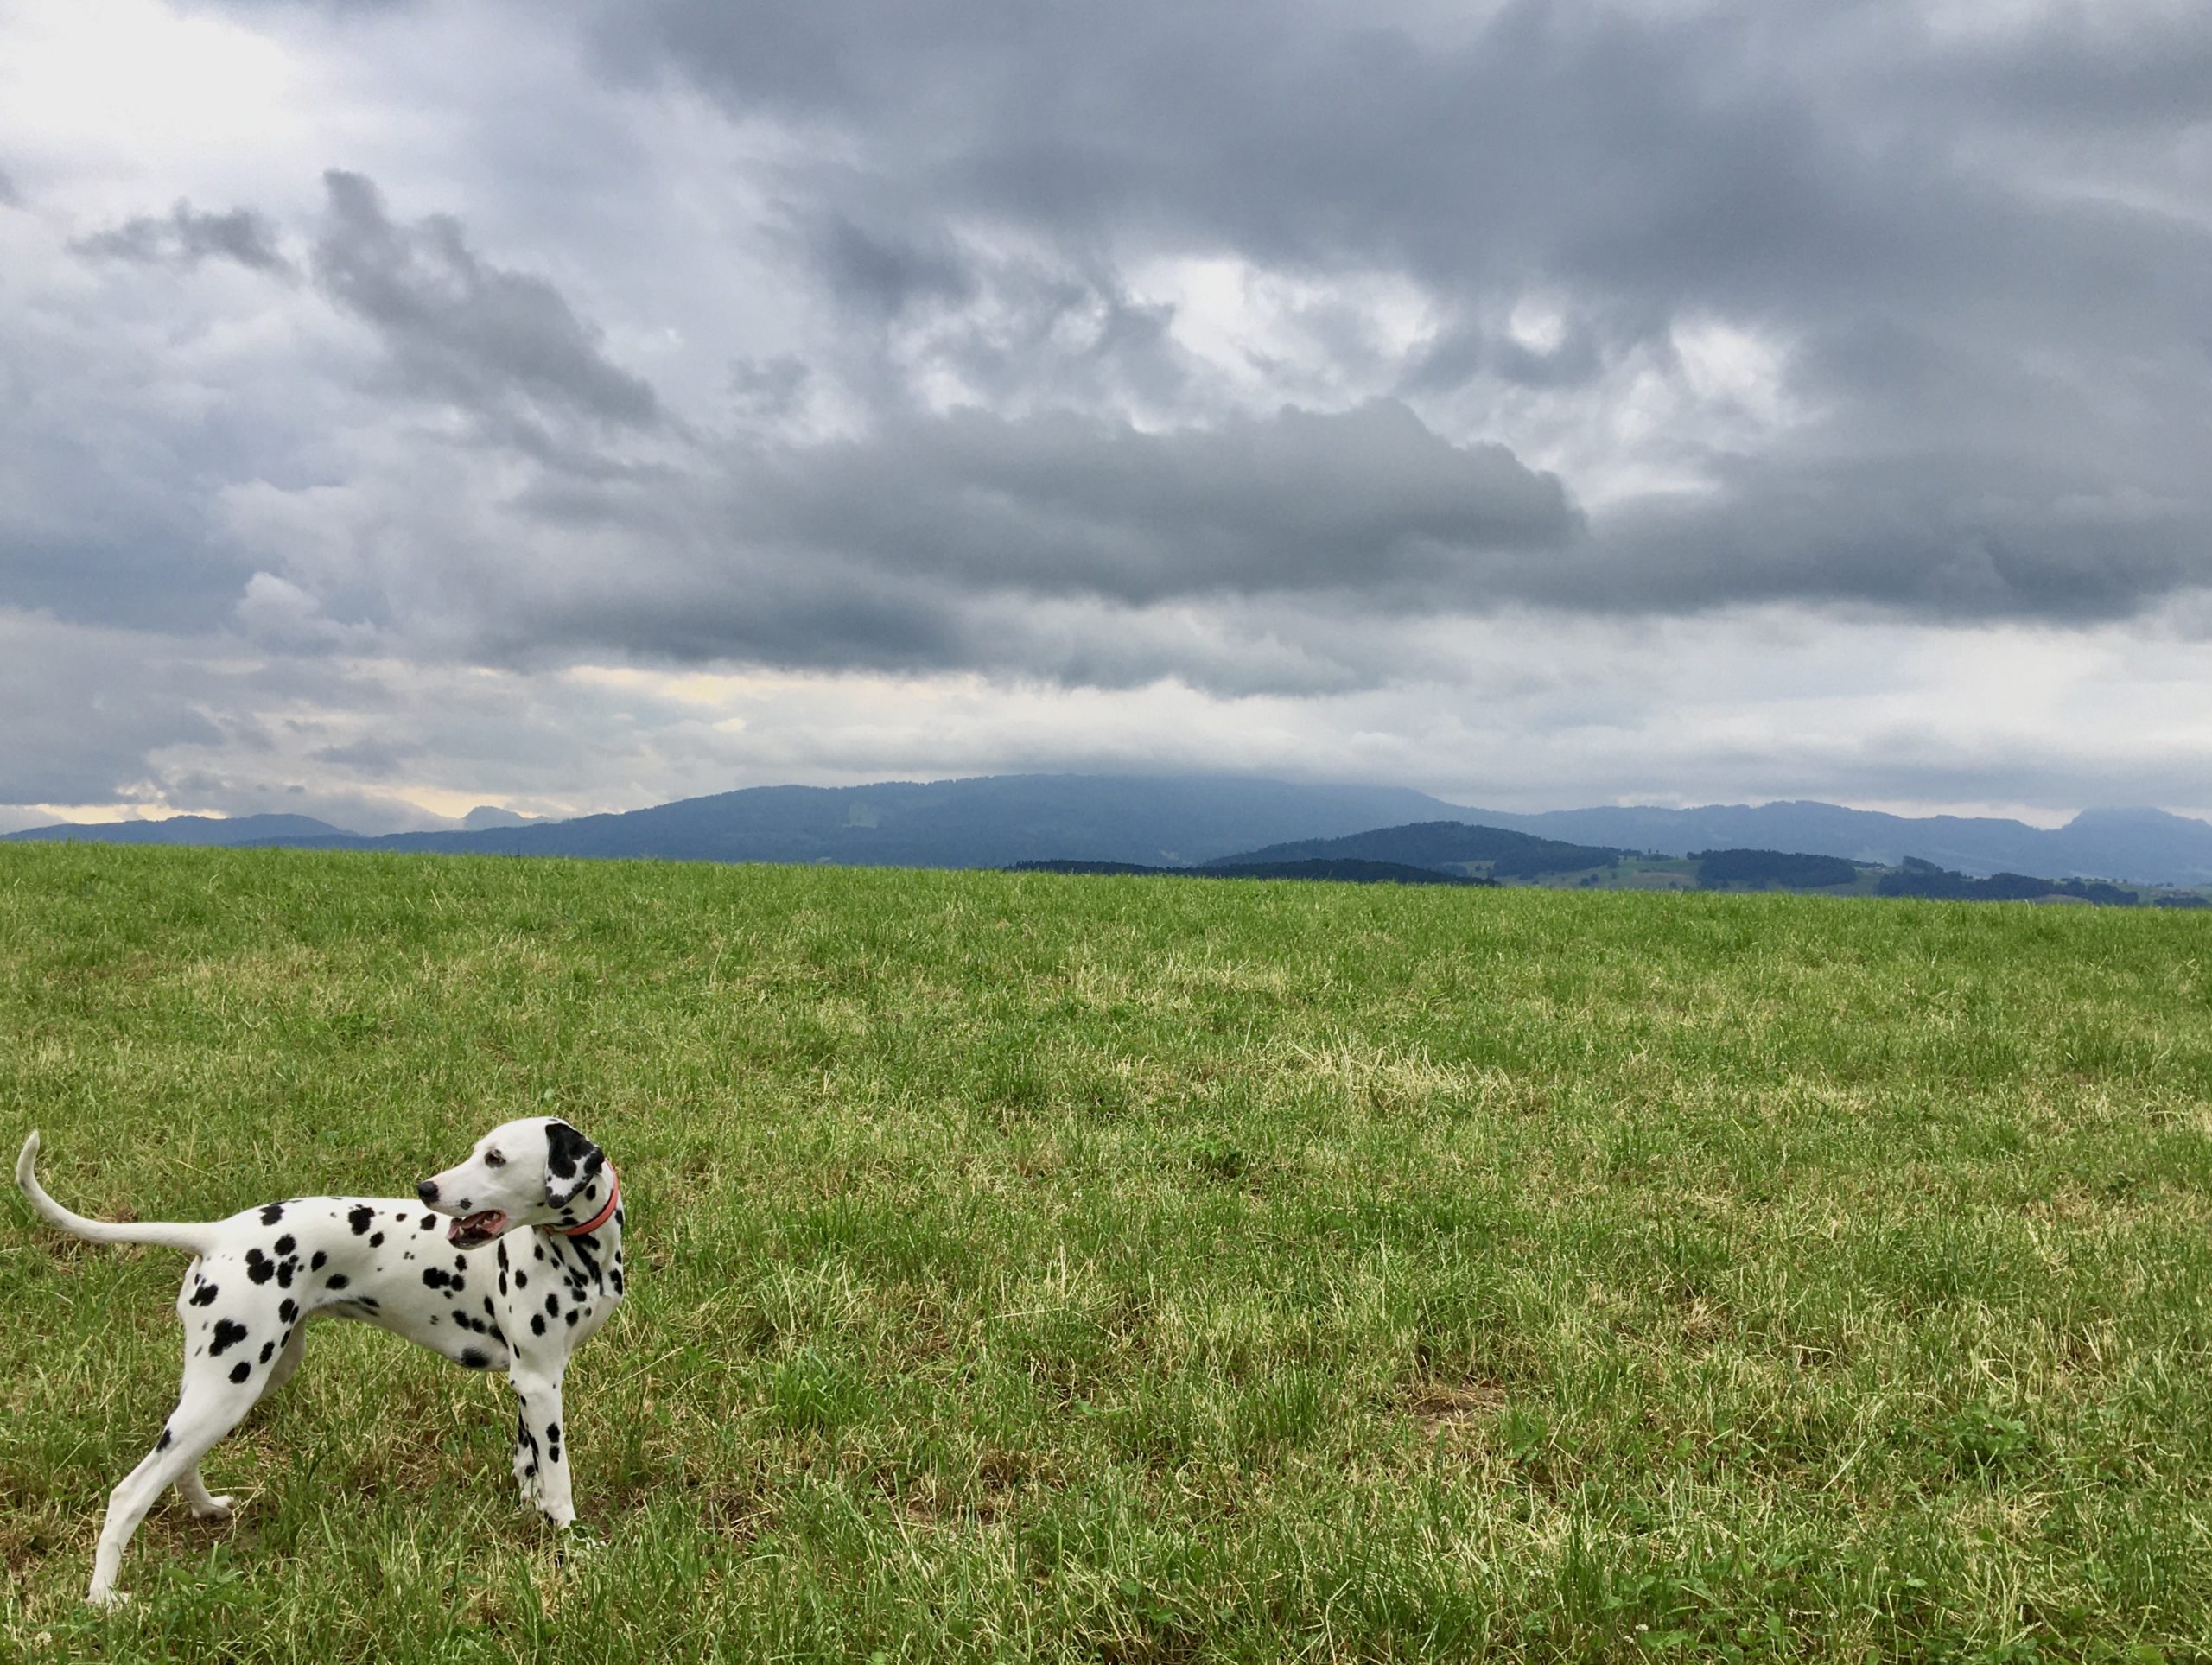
1212, 820, 1630, 879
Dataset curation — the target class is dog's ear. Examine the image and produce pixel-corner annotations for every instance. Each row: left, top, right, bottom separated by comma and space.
543, 1120, 605, 1211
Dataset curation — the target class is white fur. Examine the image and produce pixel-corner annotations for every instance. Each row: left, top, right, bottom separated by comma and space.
16, 1116, 626, 1605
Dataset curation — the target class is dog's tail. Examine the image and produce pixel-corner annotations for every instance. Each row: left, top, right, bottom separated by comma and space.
16, 1132, 214, 1255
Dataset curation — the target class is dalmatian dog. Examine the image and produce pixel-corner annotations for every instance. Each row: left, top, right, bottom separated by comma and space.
14, 1116, 625, 1607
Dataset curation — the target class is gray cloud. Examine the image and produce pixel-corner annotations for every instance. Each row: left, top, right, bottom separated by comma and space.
312, 169, 661, 435
9, 0, 2212, 825
741, 399, 1575, 606
73, 200, 293, 274
364, 398, 1573, 691
592, 0, 2212, 626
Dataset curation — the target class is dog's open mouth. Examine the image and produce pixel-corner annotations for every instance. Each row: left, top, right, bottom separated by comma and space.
447, 1210, 508, 1249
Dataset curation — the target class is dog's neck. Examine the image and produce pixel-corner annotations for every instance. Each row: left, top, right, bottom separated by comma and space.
560, 1164, 620, 1239
541, 1166, 622, 1266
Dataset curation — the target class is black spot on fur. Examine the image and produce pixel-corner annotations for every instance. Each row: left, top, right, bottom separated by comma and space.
531, 1313, 546, 1337
279, 1298, 298, 1322
259, 1340, 275, 1363
210, 1319, 249, 1357
461, 1348, 490, 1369
565, 1308, 579, 1326
261, 1203, 286, 1226
612, 1268, 625, 1294
327, 1274, 350, 1291
419, 1214, 437, 1231
348, 1206, 374, 1235
545, 1293, 559, 1317
514, 1269, 528, 1289
189, 1281, 219, 1307
230, 1361, 252, 1383
310, 1250, 327, 1271
358, 1296, 380, 1310
370, 1232, 385, 1247
245, 1248, 275, 1284
423, 1268, 451, 1289
157, 1427, 173, 1452
276, 1260, 296, 1288
275, 1235, 296, 1256
543, 1121, 604, 1206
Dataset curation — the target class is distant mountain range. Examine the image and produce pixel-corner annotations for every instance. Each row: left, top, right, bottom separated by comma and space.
8, 778, 2212, 887
6, 777, 1460, 868
1211, 825, 2208, 906
1446, 801, 2212, 887
1, 813, 349, 847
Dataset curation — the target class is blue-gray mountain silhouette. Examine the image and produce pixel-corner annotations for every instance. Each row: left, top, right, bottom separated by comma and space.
10, 779, 2212, 887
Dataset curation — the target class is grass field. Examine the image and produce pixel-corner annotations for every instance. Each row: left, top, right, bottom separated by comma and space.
4, 843, 2212, 1662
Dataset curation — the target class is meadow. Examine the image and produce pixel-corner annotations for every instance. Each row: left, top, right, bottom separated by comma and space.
3, 842, 2211, 1662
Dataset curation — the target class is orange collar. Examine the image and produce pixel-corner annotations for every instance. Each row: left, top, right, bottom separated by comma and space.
562, 1165, 620, 1237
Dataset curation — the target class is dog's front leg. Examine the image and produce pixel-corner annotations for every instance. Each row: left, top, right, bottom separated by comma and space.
506, 1364, 574, 1528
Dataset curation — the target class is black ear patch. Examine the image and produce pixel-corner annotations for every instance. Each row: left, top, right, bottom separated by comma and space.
543, 1121, 604, 1209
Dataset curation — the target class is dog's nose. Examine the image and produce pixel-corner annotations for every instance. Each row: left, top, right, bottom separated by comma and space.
416, 1179, 440, 1204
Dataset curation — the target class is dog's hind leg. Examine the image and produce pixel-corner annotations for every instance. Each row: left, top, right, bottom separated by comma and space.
176, 1462, 235, 1521
87, 1374, 263, 1606
259, 1321, 310, 1399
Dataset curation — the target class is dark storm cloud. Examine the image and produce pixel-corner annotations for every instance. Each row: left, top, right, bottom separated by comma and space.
451, 399, 1573, 690
582, 0, 2212, 626
746, 399, 1575, 605
73, 200, 294, 275
311, 170, 662, 435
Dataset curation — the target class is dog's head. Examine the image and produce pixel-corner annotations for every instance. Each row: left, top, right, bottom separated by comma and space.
416, 1116, 611, 1248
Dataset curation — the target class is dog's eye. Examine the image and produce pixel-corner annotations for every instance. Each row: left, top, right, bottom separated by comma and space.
484, 1149, 505, 1167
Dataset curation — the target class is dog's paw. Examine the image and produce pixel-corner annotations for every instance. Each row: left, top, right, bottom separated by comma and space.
86, 1586, 131, 1610
190, 1494, 235, 1521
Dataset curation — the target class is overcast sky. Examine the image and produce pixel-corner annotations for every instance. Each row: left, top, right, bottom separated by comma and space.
4, 0, 2210, 833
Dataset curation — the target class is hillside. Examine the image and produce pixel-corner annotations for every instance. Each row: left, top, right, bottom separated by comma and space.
1008, 857, 1495, 886
1454, 800, 2212, 887
1210, 818, 1629, 879
1186, 825, 2211, 906
5, 842, 2212, 1655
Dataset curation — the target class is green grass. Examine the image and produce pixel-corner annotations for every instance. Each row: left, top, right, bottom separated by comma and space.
3, 843, 2212, 1662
